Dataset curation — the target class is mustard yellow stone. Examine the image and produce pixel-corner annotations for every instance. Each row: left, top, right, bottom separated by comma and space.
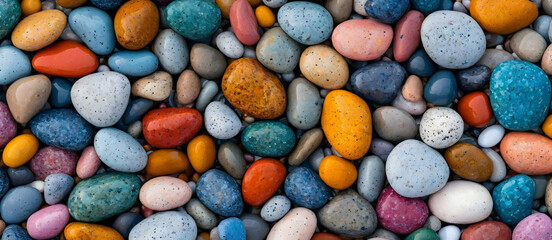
318, 155, 357, 190
64, 222, 124, 240
21, 0, 41, 16
255, 6, 275, 28
57, 0, 88, 8
321, 90, 372, 160
2, 134, 39, 168
187, 135, 216, 173
11, 9, 67, 51
146, 149, 191, 176
544, 115, 552, 139
470, 0, 538, 35
114, 0, 159, 50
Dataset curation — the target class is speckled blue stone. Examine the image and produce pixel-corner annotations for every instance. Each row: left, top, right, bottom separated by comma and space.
2, 225, 32, 240
0, 168, 9, 198
490, 60, 551, 131
277, 1, 334, 45
0, 0, 20, 40
122, 98, 155, 125
108, 50, 159, 77
438, 0, 453, 10
456, 65, 491, 92
218, 217, 246, 240
423, 70, 457, 106
69, 6, 116, 55
534, 15, 552, 44
284, 167, 330, 209
7, 166, 32, 187
90, 0, 125, 10
406, 49, 436, 77
68, 173, 141, 222
0, 186, 42, 224
492, 174, 535, 226
165, 0, 221, 40
241, 121, 296, 157
30, 109, 94, 151
411, 0, 440, 14
49, 78, 72, 108
0, 46, 31, 86
196, 169, 244, 217
350, 61, 407, 105
364, 0, 409, 23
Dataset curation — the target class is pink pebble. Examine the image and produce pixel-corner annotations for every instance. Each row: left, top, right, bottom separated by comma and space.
0, 101, 17, 148
244, 153, 255, 163
393, 10, 424, 63
26, 204, 70, 240
331, 19, 393, 61
29, 146, 78, 179
76, 146, 101, 179
513, 213, 552, 240
376, 186, 428, 235
230, 0, 260, 45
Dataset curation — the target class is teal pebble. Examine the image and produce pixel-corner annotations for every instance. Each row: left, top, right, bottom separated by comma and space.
218, 217, 246, 240
0, 46, 31, 85
423, 70, 458, 106
122, 98, 155, 125
69, 6, 116, 55
406, 228, 440, 240
277, 1, 334, 45
165, 0, 221, 40
492, 174, 535, 226
108, 50, 159, 77
411, 0, 440, 14
0, 0, 20, 40
49, 78, 73, 108
241, 121, 296, 157
490, 60, 551, 131
67, 172, 141, 222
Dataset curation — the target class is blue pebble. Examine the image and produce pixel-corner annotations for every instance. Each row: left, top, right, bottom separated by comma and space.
7, 166, 33, 187
90, 0, 125, 10
69, 6, 116, 55
534, 15, 552, 44
122, 98, 155, 125
350, 61, 407, 105
0, 168, 9, 199
108, 50, 159, 77
493, 175, 535, 226
277, 1, 333, 45
406, 49, 436, 77
218, 217, 246, 240
0, 46, 31, 85
364, 0, 409, 23
456, 65, 491, 92
1, 225, 31, 240
411, 0, 440, 14
423, 70, 458, 106
49, 78, 73, 108
112, 212, 144, 239
284, 167, 330, 209
30, 109, 94, 151
0, 186, 43, 224
438, 0, 453, 10
196, 169, 243, 217
490, 60, 551, 131
44, 173, 74, 205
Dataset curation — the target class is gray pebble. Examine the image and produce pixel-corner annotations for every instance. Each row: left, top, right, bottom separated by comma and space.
260, 195, 291, 222
44, 173, 74, 205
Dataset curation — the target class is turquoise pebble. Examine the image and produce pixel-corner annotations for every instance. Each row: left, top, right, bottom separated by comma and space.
0, 0, 20, 40
284, 167, 330, 209
165, 0, 221, 40
69, 6, 116, 55
423, 70, 458, 106
108, 50, 159, 77
406, 228, 440, 240
241, 121, 296, 157
218, 217, 246, 240
122, 98, 155, 125
49, 78, 73, 108
0, 186, 42, 224
68, 172, 141, 222
411, 0, 440, 14
0, 46, 31, 85
277, 1, 333, 45
439, 0, 453, 10
492, 174, 535, 226
196, 169, 244, 217
490, 60, 551, 131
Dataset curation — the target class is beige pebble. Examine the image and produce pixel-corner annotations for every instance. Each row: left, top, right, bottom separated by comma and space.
266, 207, 317, 240
190, 43, 227, 79
288, 128, 324, 166
476, 49, 515, 70
176, 70, 201, 105
299, 45, 349, 90
510, 28, 547, 63
7, 75, 51, 123
131, 71, 173, 101
401, 75, 423, 102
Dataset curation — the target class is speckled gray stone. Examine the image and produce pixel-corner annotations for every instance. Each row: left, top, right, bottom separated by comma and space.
419, 107, 464, 149
256, 27, 302, 73
129, 211, 197, 240
94, 128, 147, 173
185, 198, 219, 230
204, 101, 241, 139
373, 106, 417, 142
357, 156, 385, 202
44, 173, 74, 205
277, 2, 333, 45
240, 213, 270, 240
317, 189, 377, 238
218, 142, 247, 179
421, 10, 485, 69
510, 28, 547, 63
153, 29, 189, 75
286, 78, 322, 130
71, 71, 130, 127
386, 139, 450, 198
261, 195, 291, 222
216, 31, 244, 59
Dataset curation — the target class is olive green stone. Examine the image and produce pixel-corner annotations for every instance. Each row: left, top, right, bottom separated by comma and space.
0, 0, 21, 40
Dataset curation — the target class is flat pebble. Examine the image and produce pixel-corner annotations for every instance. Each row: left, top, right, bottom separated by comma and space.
424, 70, 458, 106
142, 107, 202, 148
287, 128, 323, 166
0, 186, 42, 224
114, 0, 159, 50
456, 65, 491, 92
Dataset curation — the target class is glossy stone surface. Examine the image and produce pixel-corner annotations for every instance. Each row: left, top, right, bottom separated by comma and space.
492, 174, 535, 226
165, 0, 221, 40
241, 121, 296, 157
284, 167, 330, 209
350, 61, 407, 106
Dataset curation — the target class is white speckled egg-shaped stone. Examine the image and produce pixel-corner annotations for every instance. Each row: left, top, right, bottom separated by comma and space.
386, 139, 450, 198
204, 101, 241, 140
261, 195, 291, 222
128, 211, 197, 240
71, 71, 130, 127
94, 128, 147, 173
216, 31, 244, 59
153, 29, 189, 75
419, 107, 464, 149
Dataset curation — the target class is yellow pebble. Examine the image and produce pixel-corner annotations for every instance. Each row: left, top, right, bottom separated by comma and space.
255, 6, 275, 28
318, 155, 357, 190
2, 134, 39, 168
64, 222, 124, 240
11, 9, 67, 52
57, 0, 88, 8
543, 115, 552, 138
187, 135, 216, 173
21, 0, 42, 17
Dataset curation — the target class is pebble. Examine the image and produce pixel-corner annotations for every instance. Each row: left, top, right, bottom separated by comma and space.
478, 125, 504, 147
493, 174, 535, 226
428, 180, 493, 224
190, 43, 227, 80
266, 207, 317, 240
6, 75, 51, 124
476, 49, 515, 71
277, 1, 333, 45
218, 217, 246, 240
392, 93, 427, 116
0, 0, 20, 40
142, 107, 202, 148
501, 132, 552, 175
26, 204, 69, 240
287, 128, 323, 166
94, 128, 147, 172
510, 28, 547, 63
7, 166, 31, 187
393, 11, 424, 62
108, 50, 159, 77
444, 142, 493, 182
319, 155, 357, 190
114, 0, 159, 50
421, 11, 485, 69
112, 212, 144, 239
30, 109, 94, 151
131, 71, 172, 101
186, 198, 219, 230
139, 176, 192, 211
76, 146, 101, 179
242, 158, 286, 207
242, 121, 295, 157
0, 102, 16, 148
240, 214, 269, 240
218, 142, 247, 179
256, 27, 301, 73
373, 106, 417, 141
438, 226, 461, 240
0, 46, 31, 85
153, 29, 188, 75
456, 65, 491, 92
405, 49, 436, 78
357, 155, 385, 202
216, 31, 244, 58
49, 78, 72, 108
284, 167, 329, 209
68, 6, 116, 55
260, 195, 291, 222
461, 221, 512, 240
386, 139, 449, 198
512, 213, 552, 239
376, 186, 428, 235
424, 70, 458, 106
364, 0, 408, 23
0, 186, 42, 224
44, 173, 74, 205
332, 19, 392, 61
230, 0, 259, 46
196, 169, 244, 217
423, 216, 441, 232
128, 211, 197, 240
2, 225, 32, 240
28, 146, 78, 179
324, 0, 352, 23
318, 189, 377, 238
286, 78, 322, 130
204, 102, 240, 140
176, 70, 201, 105
187, 135, 216, 173
165, 0, 221, 40
64, 222, 124, 239
300, 45, 348, 90
470, 0, 538, 34
194, 80, 218, 112
350, 61, 407, 105
419, 107, 464, 149
2, 134, 39, 168
402, 75, 423, 102
411, 0, 439, 14
11, 9, 66, 51
457, 91, 492, 127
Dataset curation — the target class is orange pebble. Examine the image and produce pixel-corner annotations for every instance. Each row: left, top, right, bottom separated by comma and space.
64, 222, 123, 240
457, 91, 492, 127
318, 155, 357, 190
187, 135, 216, 173
192, 173, 201, 182
255, 6, 275, 28
199, 232, 210, 240
21, 0, 41, 16
146, 149, 190, 176
312, 232, 342, 240
241, 158, 286, 206
57, 0, 88, 8
542, 115, 552, 138
216, 0, 236, 18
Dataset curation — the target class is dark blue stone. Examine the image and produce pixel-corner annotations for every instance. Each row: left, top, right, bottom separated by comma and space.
0, 186, 43, 224
438, 0, 453, 10
122, 98, 155, 125
2, 225, 32, 240
493, 174, 535, 226
218, 217, 246, 240
49, 78, 72, 108
411, 0, 440, 14
112, 212, 144, 239
406, 49, 436, 77
456, 65, 491, 92
196, 169, 243, 217
0, 168, 9, 199
364, 0, 409, 24
350, 61, 407, 105
7, 166, 33, 187
90, 0, 125, 10
423, 70, 457, 106
284, 167, 330, 209
30, 109, 94, 151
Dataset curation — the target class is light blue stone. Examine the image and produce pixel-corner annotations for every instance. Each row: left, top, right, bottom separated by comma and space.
69, 6, 116, 55
218, 217, 246, 240
0, 186, 42, 224
2, 225, 31, 240
277, 1, 333, 45
196, 169, 243, 217
439, 0, 453, 10
0, 46, 31, 85
94, 128, 147, 173
108, 50, 159, 77
534, 15, 552, 44
492, 174, 535, 226
490, 60, 551, 131
44, 173, 74, 205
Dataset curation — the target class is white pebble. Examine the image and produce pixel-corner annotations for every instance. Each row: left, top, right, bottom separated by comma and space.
27, 180, 45, 193
478, 124, 505, 147
482, 148, 507, 182
438, 225, 461, 240
215, 31, 244, 59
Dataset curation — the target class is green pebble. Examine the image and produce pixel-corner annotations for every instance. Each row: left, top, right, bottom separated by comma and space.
241, 121, 296, 157
0, 0, 21, 40
165, 0, 221, 40
406, 228, 440, 240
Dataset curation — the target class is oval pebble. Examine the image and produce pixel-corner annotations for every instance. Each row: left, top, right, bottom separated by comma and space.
94, 128, 147, 173
241, 121, 296, 157
0, 186, 42, 224
30, 109, 94, 151
204, 101, 241, 139
419, 107, 464, 149
68, 6, 116, 55
512, 213, 552, 239
256, 27, 301, 73
277, 1, 333, 45
139, 176, 192, 211
0, 46, 31, 85
128, 211, 197, 240
44, 173, 74, 205
196, 169, 244, 217
152, 29, 188, 75
260, 195, 291, 222
284, 167, 330, 209
26, 204, 70, 240
493, 174, 535, 226
477, 125, 505, 147
266, 207, 317, 240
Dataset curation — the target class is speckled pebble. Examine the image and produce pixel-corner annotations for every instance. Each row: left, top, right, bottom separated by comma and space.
44, 173, 74, 205
68, 6, 116, 55
286, 78, 322, 130
94, 128, 147, 173
350, 61, 407, 106
128, 211, 197, 240
256, 27, 301, 73
29, 146, 78, 180
241, 121, 296, 157
0, 46, 31, 86
131, 71, 173, 102
108, 50, 159, 77
284, 167, 330, 209
139, 176, 192, 211
493, 174, 535, 226
419, 107, 464, 149
261, 195, 291, 222
196, 169, 244, 217
7, 166, 31, 187
185, 198, 219, 230
266, 207, 317, 240
357, 155, 385, 202
152, 29, 189, 75
277, 1, 333, 45
512, 213, 552, 239
2, 224, 31, 240
204, 101, 241, 139
30, 108, 94, 151
0, 186, 42, 224
216, 31, 244, 59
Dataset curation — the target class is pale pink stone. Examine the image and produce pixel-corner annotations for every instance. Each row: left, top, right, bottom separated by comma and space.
26, 204, 70, 240
513, 213, 552, 240
139, 176, 192, 211
401, 75, 424, 102
76, 146, 101, 179
393, 10, 424, 62
267, 207, 317, 240
331, 19, 393, 61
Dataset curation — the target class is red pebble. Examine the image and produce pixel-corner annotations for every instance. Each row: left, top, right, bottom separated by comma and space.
241, 158, 286, 206
28, 146, 78, 179
457, 91, 493, 127
142, 107, 202, 148
461, 221, 512, 240
32, 40, 99, 78
311, 232, 341, 240
376, 186, 428, 235
393, 10, 424, 62
230, 0, 260, 45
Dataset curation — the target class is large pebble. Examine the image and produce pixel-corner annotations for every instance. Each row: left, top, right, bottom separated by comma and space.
0, 0, 20, 40
256, 27, 301, 73
376, 186, 428, 235
512, 213, 552, 239
128, 211, 197, 240
153, 29, 188, 75
284, 167, 330, 209
277, 1, 333, 45
139, 176, 192, 211
357, 156, 385, 202
108, 50, 159, 77
266, 208, 317, 240
500, 132, 552, 175
26, 204, 69, 240
142, 107, 202, 148
445, 143, 493, 182
0, 186, 42, 224
350, 61, 406, 105
242, 158, 286, 206
419, 107, 464, 149
299, 45, 349, 90
30, 109, 94, 151
196, 169, 243, 217
0, 46, 31, 85
386, 139, 449, 198
11, 9, 66, 51
461, 221, 511, 240
28, 146, 77, 179
94, 128, 147, 173
241, 121, 296, 157
372, 106, 417, 142
64, 222, 124, 239
69, 6, 116, 55
6, 75, 51, 124
286, 78, 322, 130
204, 101, 241, 139
332, 19, 392, 61
470, 0, 538, 34
165, 0, 221, 40
190, 43, 227, 79
364, 0, 408, 23
261, 195, 291, 222
493, 174, 535, 226
114, 0, 159, 50
421, 11, 485, 69
510, 28, 547, 63
44, 173, 74, 205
